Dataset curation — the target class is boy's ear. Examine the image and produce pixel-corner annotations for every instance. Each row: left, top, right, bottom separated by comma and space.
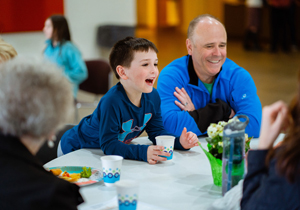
116, 65, 128, 80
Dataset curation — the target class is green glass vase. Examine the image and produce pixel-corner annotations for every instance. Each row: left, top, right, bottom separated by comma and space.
199, 143, 222, 186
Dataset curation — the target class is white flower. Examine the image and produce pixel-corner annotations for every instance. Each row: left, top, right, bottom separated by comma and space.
218, 121, 227, 127
218, 141, 223, 146
207, 124, 218, 138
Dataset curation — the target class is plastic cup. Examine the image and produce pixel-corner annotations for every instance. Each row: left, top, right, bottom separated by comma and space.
115, 180, 139, 210
155, 135, 175, 160
101, 155, 123, 187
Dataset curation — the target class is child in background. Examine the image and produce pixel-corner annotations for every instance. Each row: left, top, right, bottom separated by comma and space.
59, 37, 199, 164
43, 14, 87, 98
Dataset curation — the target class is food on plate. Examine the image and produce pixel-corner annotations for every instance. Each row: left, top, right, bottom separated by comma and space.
50, 168, 62, 176
50, 167, 93, 183
80, 167, 92, 178
61, 171, 81, 182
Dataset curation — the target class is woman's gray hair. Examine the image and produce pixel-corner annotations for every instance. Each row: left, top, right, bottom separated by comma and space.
0, 56, 74, 138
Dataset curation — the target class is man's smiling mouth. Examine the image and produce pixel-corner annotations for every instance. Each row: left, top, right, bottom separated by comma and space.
208, 60, 220, 64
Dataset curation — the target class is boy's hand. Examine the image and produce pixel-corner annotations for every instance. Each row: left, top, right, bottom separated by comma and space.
179, 127, 199, 149
147, 145, 170, 164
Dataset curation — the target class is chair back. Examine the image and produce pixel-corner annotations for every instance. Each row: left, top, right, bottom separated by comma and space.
80, 59, 111, 95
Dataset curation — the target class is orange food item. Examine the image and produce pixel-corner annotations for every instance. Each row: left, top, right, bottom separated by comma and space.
50, 168, 62, 176
61, 172, 81, 182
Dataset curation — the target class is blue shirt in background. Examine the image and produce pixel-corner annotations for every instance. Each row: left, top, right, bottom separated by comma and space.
43, 39, 88, 98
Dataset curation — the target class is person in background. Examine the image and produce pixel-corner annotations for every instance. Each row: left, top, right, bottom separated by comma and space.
0, 36, 17, 62
243, 0, 263, 51
0, 57, 83, 210
157, 14, 262, 138
43, 14, 88, 98
268, 0, 291, 53
59, 37, 199, 164
241, 72, 300, 209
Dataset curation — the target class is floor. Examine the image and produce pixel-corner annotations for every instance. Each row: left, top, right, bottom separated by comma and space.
73, 27, 300, 124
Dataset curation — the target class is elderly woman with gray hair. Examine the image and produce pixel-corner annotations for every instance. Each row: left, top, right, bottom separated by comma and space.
0, 57, 83, 210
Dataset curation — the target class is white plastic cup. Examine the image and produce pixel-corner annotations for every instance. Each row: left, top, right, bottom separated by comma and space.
101, 155, 123, 187
155, 135, 175, 161
115, 180, 139, 210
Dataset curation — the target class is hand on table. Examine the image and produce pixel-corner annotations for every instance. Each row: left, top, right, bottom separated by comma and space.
179, 127, 199, 149
147, 145, 170, 164
174, 87, 195, 111
258, 101, 288, 150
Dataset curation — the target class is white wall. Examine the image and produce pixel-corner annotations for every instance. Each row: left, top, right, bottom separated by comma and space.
1, 0, 136, 60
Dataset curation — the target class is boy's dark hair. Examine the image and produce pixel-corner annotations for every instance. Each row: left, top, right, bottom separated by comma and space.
109, 37, 158, 79
49, 15, 71, 44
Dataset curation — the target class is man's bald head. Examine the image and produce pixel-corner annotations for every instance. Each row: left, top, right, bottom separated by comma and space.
187, 14, 226, 44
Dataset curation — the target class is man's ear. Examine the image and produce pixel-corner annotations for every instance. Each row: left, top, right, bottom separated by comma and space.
186, 38, 193, 55
116, 65, 128, 80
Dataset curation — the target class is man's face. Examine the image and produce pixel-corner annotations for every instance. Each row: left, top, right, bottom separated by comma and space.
186, 18, 227, 83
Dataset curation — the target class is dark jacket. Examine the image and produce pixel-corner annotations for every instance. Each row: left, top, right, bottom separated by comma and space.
241, 150, 300, 210
0, 133, 84, 210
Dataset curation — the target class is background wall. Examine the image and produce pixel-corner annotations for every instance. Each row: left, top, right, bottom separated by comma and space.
1, 0, 136, 60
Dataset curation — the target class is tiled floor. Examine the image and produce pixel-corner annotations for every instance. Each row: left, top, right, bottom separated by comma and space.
73, 27, 300, 124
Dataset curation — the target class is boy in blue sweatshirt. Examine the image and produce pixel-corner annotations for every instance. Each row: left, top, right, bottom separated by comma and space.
59, 37, 199, 164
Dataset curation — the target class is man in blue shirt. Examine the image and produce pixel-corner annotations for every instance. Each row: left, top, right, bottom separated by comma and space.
157, 14, 262, 137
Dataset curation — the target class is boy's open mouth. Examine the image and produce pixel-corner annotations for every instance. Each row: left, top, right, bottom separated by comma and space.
145, 79, 154, 85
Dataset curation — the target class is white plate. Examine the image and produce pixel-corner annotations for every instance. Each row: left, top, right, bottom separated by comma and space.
49, 166, 102, 186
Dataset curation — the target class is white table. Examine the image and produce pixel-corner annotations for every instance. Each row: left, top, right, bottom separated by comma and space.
44, 137, 221, 210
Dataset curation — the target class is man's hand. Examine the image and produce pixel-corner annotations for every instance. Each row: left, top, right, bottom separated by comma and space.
147, 145, 170, 164
229, 108, 235, 118
258, 101, 288, 150
174, 87, 195, 111
179, 127, 199, 149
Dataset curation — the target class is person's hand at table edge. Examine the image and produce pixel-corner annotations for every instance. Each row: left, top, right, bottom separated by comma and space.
147, 145, 170, 164
180, 127, 199, 149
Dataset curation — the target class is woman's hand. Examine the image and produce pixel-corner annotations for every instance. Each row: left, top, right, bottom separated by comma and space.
174, 87, 195, 111
258, 101, 288, 150
179, 127, 199, 149
147, 145, 170, 164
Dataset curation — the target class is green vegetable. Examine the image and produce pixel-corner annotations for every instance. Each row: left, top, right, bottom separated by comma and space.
80, 167, 92, 178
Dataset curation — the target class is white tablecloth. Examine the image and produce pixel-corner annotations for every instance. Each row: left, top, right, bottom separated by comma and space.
44, 137, 222, 210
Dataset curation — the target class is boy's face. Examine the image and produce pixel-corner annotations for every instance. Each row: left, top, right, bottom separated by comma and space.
123, 49, 158, 94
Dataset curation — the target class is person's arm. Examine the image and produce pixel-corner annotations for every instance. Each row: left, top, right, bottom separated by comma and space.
158, 68, 232, 136
173, 87, 234, 133
50, 180, 83, 210
157, 62, 204, 136
241, 150, 268, 209
64, 43, 88, 85
229, 69, 262, 138
98, 97, 150, 162
145, 90, 188, 150
188, 99, 232, 133
241, 101, 288, 209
